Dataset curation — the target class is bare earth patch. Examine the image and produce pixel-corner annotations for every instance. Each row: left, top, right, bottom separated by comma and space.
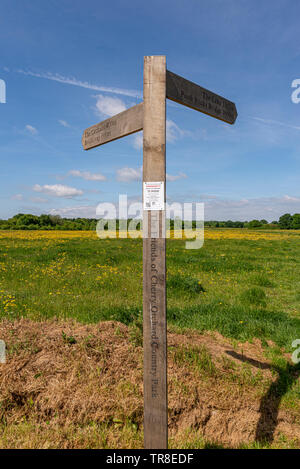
0, 319, 299, 449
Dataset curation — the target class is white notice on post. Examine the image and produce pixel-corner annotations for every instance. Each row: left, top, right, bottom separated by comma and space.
143, 182, 164, 211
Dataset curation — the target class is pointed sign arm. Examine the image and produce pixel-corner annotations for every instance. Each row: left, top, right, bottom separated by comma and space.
82, 102, 144, 150
166, 70, 237, 125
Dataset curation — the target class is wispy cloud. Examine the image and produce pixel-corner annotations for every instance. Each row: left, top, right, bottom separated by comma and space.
25, 124, 38, 135
49, 205, 98, 218
166, 119, 191, 142
249, 116, 300, 131
131, 120, 189, 151
11, 194, 23, 201
68, 169, 107, 181
202, 194, 300, 221
95, 94, 126, 117
58, 119, 71, 128
44, 193, 300, 221
116, 166, 187, 183
33, 184, 83, 198
283, 194, 300, 202
116, 167, 142, 182
166, 172, 187, 182
133, 133, 143, 150
18, 69, 142, 98
30, 197, 49, 204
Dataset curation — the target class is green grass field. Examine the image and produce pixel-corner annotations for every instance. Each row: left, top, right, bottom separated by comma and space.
0, 229, 300, 449
0, 229, 300, 349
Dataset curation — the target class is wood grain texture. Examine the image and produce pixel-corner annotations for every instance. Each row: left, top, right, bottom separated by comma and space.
143, 56, 168, 449
166, 70, 237, 124
82, 102, 143, 150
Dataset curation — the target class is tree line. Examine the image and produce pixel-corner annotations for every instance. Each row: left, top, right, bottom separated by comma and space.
0, 212, 299, 230
204, 213, 300, 229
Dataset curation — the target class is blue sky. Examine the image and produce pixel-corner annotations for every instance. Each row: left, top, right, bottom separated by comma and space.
1, 0, 300, 221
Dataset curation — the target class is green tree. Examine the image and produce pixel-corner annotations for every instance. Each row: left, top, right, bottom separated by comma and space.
279, 213, 293, 229
225, 220, 234, 227
49, 215, 62, 226
39, 214, 54, 227
248, 220, 262, 228
291, 213, 300, 229
15, 214, 39, 226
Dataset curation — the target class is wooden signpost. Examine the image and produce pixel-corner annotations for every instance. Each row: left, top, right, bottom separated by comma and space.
166, 70, 237, 125
82, 102, 144, 150
82, 56, 237, 449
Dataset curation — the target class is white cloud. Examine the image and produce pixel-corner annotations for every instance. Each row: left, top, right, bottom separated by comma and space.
166, 119, 191, 142
116, 167, 187, 183
95, 94, 126, 117
116, 167, 142, 182
11, 194, 23, 201
33, 194, 300, 222
166, 120, 181, 142
30, 197, 49, 204
68, 169, 107, 181
249, 116, 300, 132
33, 184, 83, 198
201, 194, 300, 221
25, 124, 38, 135
283, 195, 300, 202
49, 205, 98, 218
58, 119, 70, 128
166, 172, 187, 182
17, 70, 142, 98
131, 121, 189, 151
133, 133, 143, 150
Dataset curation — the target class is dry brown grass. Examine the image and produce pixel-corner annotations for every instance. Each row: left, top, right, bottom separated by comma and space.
0, 319, 299, 449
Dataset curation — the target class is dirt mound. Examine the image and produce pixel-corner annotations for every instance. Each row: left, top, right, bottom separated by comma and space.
0, 319, 299, 449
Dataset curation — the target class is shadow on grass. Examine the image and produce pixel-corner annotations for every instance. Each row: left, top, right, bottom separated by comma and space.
226, 350, 300, 445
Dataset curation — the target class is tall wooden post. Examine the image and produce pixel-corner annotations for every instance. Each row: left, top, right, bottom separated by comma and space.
142, 56, 167, 449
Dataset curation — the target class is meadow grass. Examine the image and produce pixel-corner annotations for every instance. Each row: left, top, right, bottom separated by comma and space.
0, 229, 299, 350
0, 229, 300, 449
171, 344, 216, 376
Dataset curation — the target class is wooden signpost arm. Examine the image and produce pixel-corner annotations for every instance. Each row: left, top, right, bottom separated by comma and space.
166, 70, 237, 124
82, 102, 143, 151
